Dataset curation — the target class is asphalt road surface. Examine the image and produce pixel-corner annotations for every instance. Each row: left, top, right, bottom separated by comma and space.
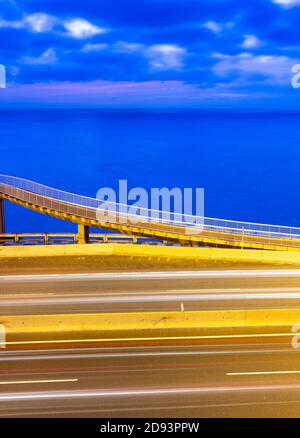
1, 268, 300, 417
2, 269, 300, 314
2, 343, 300, 417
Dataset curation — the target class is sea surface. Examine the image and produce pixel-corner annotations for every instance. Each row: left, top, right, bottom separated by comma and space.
1, 109, 300, 233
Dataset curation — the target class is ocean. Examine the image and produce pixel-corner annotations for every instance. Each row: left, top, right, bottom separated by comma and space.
1, 109, 300, 233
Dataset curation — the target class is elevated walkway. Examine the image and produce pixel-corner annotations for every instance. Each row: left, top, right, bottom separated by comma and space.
1, 174, 300, 250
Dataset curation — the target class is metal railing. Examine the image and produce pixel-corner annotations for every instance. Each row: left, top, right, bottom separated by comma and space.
1, 174, 300, 246
0, 232, 160, 246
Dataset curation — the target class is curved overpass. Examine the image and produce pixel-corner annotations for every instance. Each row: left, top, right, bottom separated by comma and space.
1, 174, 300, 250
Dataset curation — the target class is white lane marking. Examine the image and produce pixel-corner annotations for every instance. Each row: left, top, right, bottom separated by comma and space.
167, 287, 300, 293
2, 269, 300, 282
0, 379, 78, 385
4, 332, 296, 347
1, 383, 300, 401
167, 288, 245, 293
0, 294, 54, 298
0, 325, 5, 349
227, 370, 300, 376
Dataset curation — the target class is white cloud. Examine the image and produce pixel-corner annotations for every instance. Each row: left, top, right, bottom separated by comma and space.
5, 80, 256, 106
64, 18, 107, 39
23, 48, 57, 65
272, 0, 300, 7
114, 42, 187, 70
212, 52, 295, 84
0, 19, 20, 29
240, 34, 261, 49
0, 13, 57, 32
82, 43, 108, 52
113, 41, 186, 70
24, 13, 57, 33
203, 21, 222, 33
0, 14, 108, 39
202, 21, 234, 34
145, 44, 187, 70
114, 41, 144, 53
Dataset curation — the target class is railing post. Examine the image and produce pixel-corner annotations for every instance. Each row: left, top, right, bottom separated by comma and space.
241, 226, 245, 250
0, 199, 5, 234
77, 224, 89, 244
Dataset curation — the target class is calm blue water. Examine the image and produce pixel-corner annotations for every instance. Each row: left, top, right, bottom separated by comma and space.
1, 109, 300, 233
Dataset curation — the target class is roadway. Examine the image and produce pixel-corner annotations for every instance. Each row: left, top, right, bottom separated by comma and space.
1, 343, 300, 417
2, 269, 300, 314
1, 268, 300, 417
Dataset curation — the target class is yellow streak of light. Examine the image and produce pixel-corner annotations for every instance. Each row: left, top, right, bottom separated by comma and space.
6, 332, 295, 346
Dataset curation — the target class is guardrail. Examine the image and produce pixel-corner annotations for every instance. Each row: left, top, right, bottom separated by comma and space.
0, 233, 163, 246
1, 174, 300, 248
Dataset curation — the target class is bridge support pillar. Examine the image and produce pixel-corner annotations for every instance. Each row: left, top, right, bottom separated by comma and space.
77, 224, 89, 244
0, 199, 4, 234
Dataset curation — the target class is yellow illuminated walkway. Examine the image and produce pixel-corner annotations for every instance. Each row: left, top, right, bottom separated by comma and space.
1, 174, 300, 250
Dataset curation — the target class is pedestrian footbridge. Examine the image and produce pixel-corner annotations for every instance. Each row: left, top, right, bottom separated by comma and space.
1, 174, 300, 250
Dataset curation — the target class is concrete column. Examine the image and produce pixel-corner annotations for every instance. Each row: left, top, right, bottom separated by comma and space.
77, 224, 89, 244
0, 199, 4, 234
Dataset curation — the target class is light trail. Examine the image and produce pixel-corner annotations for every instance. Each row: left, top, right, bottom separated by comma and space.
227, 370, 300, 376
0, 378, 78, 385
4, 290, 300, 306
4, 331, 296, 347
3, 269, 300, 282
5, 287, 300, 300
1, 347, 297, 362
4, 399, 300, 417
1, 383, 300, 402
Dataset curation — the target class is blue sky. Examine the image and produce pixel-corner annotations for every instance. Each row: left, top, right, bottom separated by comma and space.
0, 0, 300, 108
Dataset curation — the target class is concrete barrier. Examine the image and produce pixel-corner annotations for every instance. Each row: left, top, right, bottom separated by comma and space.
2, 309, 300, 334
1, 243, 300, 265
0, 243, 113, 258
